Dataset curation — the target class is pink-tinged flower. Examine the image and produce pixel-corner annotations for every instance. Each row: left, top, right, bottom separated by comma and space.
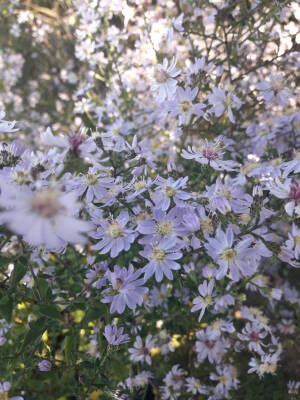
205, 226, 255, 281
40, 128, 97, 158
191, 280, 215, 321
91, 211, 136, 258
128, 335, 157, 365
268, 177, 300, 217
102, 265, 148, 314
140, 237, 183, 282
151, 57, 180, 103
0, 184, 92, 251
195, 327, 228, 364
164, 365, 185, 391
237, 322, 268, 355
207, 87, 242, 123
103, 324, 130, 346
152, 176, 191, 211
182, 136, 239, 171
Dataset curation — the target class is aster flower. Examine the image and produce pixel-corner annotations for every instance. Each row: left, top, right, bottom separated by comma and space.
163, 365, 185, 394
140, 237, 183, 282
0, 381, 23, 400
195, 327, 228, 364
128, 335, 157, 365
168, 86, 204, 125
137, 208, 183, 245
151, 57, 180, 103
268, 177, 300, 217
205, 226, 255, 281
152, 176, 191, 211
210, 365, 239, 399
237, 322, 268, 355
185, 377, 208, 395
103, 324, 130, 346
207, 86, 242, 123
256, 74, 291, 106
0, 111, 18, 133
38, 360, 52, 372
248, 352, 279, 377
182, 136, 239, 171
71, 167, 114, 203
0, 184, 92, 251
102, 265, 148, 314
91, 211, 136, 258
191, 280, 215, 321
85, 261, 109, 289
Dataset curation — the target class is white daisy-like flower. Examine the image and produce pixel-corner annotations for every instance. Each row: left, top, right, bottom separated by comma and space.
151, 56, 180, 103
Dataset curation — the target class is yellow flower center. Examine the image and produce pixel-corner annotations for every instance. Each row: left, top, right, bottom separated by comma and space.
220, 247, 237, 262
219, 375, 227, 384
152, 246, 166, 261
204, 295, 213, 306
294, 236, 300, 246
107, 222, 123, 239
134, 180, 146, 192
156, 221, 174, 237
85, 173, 98, 185
163, 185, 176, 197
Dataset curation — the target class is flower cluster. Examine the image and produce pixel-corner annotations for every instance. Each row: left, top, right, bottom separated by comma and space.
0, 0, 299, 399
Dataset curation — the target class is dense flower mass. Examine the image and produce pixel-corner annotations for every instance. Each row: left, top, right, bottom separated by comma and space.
0, 0, 299, 399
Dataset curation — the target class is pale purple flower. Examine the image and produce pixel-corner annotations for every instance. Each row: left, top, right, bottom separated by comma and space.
186, 377, 208, 395
208, 87, 242, 123
91, 211, 136, 258
164, 364, 185, 391
151, 57, 180, 103
191, 280, 215, 321
71, 167, 114, 203
195, 328, 228, 364
85, 261, 109, 289
182, 136, 239, 171
210, 365, 239, 399
38, 360, 52, 372
137, 208, 183, 245
205, 226, 255, 281
152, 176, 191, 211
128, 335, 157, 365
237, 322, 268, 355
0, 111, 18, 133
102, 265, 148, 314
0, 184, 92, 251
168, 86, 204, 125
140, 237, 183, 282
103, 324, 130, 346
256, 74, 291, 106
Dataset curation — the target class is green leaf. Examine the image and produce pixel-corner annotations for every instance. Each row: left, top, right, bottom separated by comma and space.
34, 277, 51, 301
64, 330, 79, 366
39, 304, 62, 321
20, 317, 47, 352
0, 294, 13, 322
9, 259, 27, 288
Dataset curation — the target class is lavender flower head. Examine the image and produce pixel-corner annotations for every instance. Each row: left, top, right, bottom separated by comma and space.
102, 265, 148, 314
